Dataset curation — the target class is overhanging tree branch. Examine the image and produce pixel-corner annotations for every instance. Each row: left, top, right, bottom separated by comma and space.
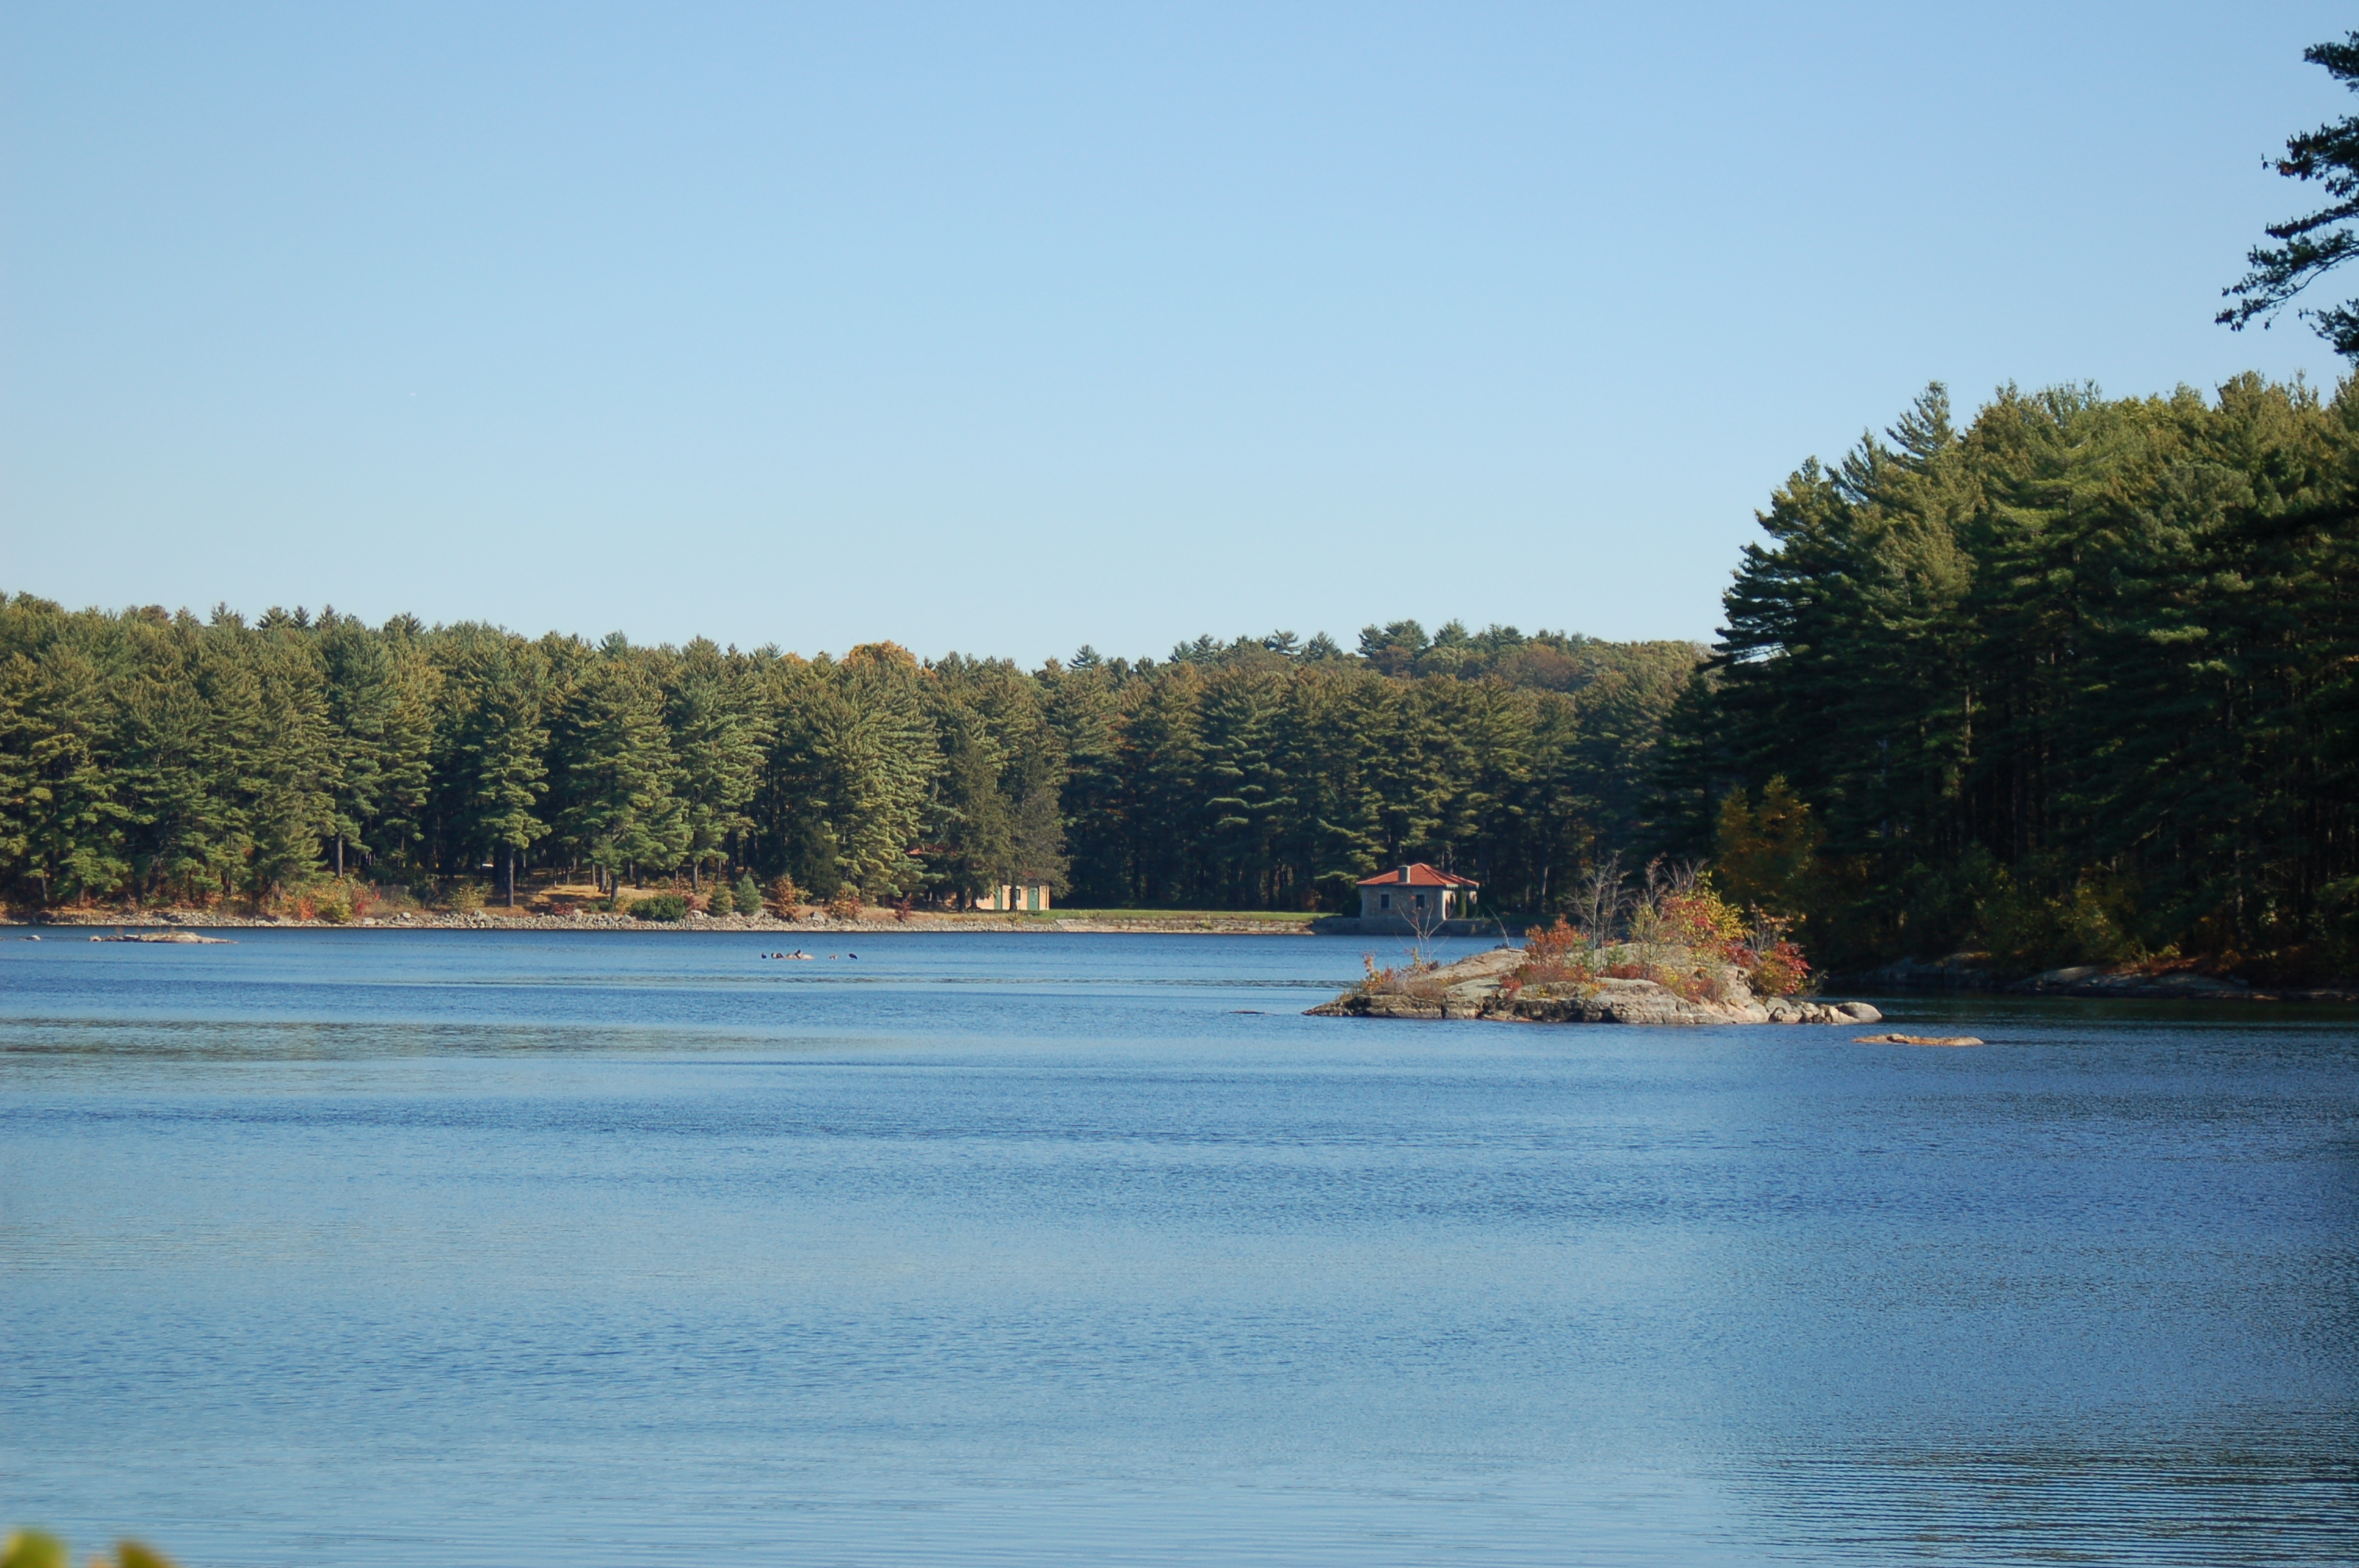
2220, 34, 2359, 355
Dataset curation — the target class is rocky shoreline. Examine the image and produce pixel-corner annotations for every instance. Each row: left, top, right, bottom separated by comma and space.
1307, 946, 1884, 1025
1837, 954, 2359, 1002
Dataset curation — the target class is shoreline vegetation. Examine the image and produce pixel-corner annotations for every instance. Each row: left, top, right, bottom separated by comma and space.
1312, 865, 1881, 1024
8, 377, 2359, 994
3, 904, 1325, 935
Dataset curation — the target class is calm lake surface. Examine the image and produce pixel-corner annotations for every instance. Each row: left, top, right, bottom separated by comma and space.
2, 930, 2354, 1566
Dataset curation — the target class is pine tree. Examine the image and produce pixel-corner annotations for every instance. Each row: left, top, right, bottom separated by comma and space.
1196, 661, 1289, 905
1039, 657, 1125, 903
434, 630, 550, 905
2221, 32, 2359, 356
244, 625, 336, 895
930, 710, 1013, 906
662, 640, 765, 889
547, 641, 686, 893
1113, 662, 1206, 903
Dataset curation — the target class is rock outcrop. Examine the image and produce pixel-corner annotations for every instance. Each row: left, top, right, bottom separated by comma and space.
1839, 953, 2357, 1002
1856, 1033, 1983, 1046
1837, 953, 1999, 992
1307, 946, 1881, 1025
90, 930, 231, 944
2010, 965, 2255, 999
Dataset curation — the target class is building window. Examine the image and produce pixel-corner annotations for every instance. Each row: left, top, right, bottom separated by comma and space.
1379, 893, 1390, 909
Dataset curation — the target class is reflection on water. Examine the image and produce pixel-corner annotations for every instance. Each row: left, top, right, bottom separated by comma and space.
1745, 1445, 2357, 1563
2, 931, 2354, 1565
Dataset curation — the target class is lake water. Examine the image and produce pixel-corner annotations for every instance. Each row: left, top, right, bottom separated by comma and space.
2, 930, 2354, 1566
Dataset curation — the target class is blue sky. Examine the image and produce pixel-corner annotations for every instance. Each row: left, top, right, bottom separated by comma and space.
3, 2, 2351, 662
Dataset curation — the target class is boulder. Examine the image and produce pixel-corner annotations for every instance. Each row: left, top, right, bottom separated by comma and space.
1762, 997, 1883, 1025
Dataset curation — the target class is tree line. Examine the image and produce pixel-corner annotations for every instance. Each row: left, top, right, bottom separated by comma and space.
0, 597, 1698, 915
1660, 374, 2359, 978
14, 371, 2350, 972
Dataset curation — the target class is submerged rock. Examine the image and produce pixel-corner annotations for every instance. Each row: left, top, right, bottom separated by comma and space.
91, 930, 232, 944
1857, 1033, 1983, 1046
1307, 946, 1881, 1026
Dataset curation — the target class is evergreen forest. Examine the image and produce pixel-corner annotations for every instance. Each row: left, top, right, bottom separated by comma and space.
1660, 374, 2359, 978
0, 597, 1695, 919
9, 371, 2359, 978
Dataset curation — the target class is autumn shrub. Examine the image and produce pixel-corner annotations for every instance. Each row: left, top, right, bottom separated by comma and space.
1598, 956, 1718, 1001
1506, 916, 1599, 992
1512, 871, 1808, 1003
1651, 887, 1744, 956
1360, 953, 1448, 998
765, 874, 801, 917
312, 877, 375, 924
1728, 911, 1812, 996
827, 885, 863, 921
1712, 777, 1823, 924
437, 880, 488, 914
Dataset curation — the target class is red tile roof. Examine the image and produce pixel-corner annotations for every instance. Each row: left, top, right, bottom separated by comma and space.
1357, 862, 1478, 887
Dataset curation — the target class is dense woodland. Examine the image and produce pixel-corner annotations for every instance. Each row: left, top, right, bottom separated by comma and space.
0, 599, 1696, 917
1662, 374, 2359, 977
9, 372, 2359, 975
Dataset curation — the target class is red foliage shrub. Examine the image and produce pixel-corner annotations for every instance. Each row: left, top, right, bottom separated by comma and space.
1648, 889, 1743, 959
1510, 916, 1598, 989
1733, 937, 1812, 997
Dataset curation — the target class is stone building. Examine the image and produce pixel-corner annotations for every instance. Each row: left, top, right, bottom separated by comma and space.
1356, 863, 1478, 926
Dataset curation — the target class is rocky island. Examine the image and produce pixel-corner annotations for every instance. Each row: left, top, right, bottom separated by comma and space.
1309, 943, 1881, 1026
